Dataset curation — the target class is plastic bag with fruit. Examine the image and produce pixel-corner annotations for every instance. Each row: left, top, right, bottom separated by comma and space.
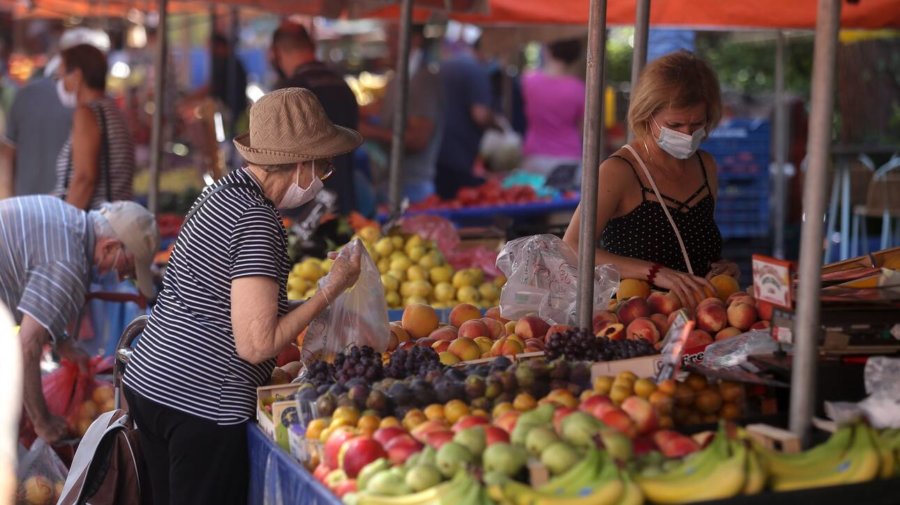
399, 215, 460, 258
496, 234, 619, 325
302, 239, 390, 362
16, 439, 68, 504
33, 357, 116, 441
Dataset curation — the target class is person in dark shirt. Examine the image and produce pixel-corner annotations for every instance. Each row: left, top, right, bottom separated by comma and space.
269, 22, 361, 215
210, 33, 248, 134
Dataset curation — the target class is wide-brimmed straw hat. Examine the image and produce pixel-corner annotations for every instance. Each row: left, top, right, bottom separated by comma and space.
234, 87, 363, 165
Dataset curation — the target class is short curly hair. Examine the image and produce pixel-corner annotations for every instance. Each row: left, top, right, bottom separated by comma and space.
60, 43, 108, 92
628, 50, 722, 141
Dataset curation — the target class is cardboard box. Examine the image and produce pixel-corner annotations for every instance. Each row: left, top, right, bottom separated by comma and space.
591, 355, 664, 379
257, 383, 301, 451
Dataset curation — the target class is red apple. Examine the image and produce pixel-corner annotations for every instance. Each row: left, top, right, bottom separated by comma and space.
324, 427, 357, 469
384, 434, 423, 466
485, 425, 511, 446
373, 426, 408, 448
653, 430, 700, 458
599, 408, 638, 438
579, 394, 613, 414
452, 415, 490, 433
410, 419, 450, 443
552, 406, 577, 434
424, 430, 455, 449
340, 436, 387, 478
621, 396, 658, 435
313, 464, 332, 484
493, 411, 520, 434
334, 479, 357, 498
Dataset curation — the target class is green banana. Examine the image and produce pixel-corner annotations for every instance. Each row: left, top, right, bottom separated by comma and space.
771, 424, 881, 492
617, 473, 645, 505
637, 426, 728, 484
439, 471, 480, 505
755, 424, 854, 479
501, 475, 624, 505
636, 438, 747, 504
538, 449, 605, 496
357, 484, 446, 505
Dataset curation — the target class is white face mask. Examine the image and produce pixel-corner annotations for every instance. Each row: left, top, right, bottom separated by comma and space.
56, 78, 78, 108
654, 119, 705, 160
278, 164, 323, 209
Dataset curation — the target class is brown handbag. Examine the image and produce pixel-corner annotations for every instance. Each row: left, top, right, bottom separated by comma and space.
57, 409, 151, 505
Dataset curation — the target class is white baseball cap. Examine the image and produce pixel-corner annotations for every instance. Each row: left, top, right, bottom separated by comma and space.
97, 201, 160, 299
44, 27, 111, 77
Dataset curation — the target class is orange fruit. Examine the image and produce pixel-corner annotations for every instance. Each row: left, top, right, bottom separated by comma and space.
633, 378, 657, 399
379, 416, 401, 429
492, 402, 514, 419
424, 404, 445, 421
357, 414, 381, 433
332, 406, 360, 426
444, 400, 470, 424
402, 409, 427, 430
709, 274, 740, 301
306, 418, 329, 440
616, 278, 651, 301
513, 392, 538, 412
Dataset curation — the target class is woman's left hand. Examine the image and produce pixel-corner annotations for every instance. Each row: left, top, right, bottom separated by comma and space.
321, 246, 362, 302
706, 260, 741, 280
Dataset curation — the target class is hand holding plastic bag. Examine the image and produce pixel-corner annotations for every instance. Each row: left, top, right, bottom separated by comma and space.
302, 240, 390, 362
496, 234, 618, 325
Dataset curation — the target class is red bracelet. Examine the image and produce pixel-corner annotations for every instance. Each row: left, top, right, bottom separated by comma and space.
647, 263, 663, 286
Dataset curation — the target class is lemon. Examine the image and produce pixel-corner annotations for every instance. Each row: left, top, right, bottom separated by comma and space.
304, 288, 318, 299
408, 280, 433, 298
321, 258, 334, 273
405, 295, 428, 306
457, 285, 481, 304
400, 282, 414, 298
429, 265, 453, 284
390, 257, 413, 272
374, 237, 394, 257
478, 282, 500, 301
381, 274, 400, 293
405, 265, 426, 282
297, 260, 324, 282
493, 274, 507, 288
377, 258, 391, 274
288, 276, 307, 292
288, 289, 304, 301
385, 292, 401, 308
407, 245, 426, 262
433, 282, 455, 302
389, 269, 407, 282
391, 235, 405, 249
358, 226, 381, 244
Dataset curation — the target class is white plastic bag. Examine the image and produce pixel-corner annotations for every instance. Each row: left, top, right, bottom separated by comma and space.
301, 240, 390, 362
480, 116, 522, 172
16, 439, 68, 504
496, 234, 619, 325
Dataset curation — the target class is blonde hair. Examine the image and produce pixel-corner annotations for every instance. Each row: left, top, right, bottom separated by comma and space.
628, 51, 722, 141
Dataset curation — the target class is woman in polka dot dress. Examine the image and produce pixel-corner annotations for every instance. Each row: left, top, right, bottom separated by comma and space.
564, 51, 739, 310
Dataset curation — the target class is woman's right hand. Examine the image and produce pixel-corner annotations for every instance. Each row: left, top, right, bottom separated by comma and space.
653, 267, 716, 312
320, 246, 362, 303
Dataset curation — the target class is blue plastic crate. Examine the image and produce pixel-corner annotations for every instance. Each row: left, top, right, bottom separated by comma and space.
702, 119, 771, 178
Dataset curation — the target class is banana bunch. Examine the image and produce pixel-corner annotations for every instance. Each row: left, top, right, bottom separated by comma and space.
635, 426, 750, 504
493, 448, 642, 505
759, 423, 883, 492
352, 471, 491, 505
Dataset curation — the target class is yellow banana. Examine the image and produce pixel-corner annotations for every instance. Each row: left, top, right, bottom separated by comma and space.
755, 424, 854, 479
503, 477, 624, 505
617, 473, 645, 505
439, 471, 480, 505
741, 445, 766, 495
638, 428, 728, 484
637, 440, 747, 504
772, 424, 881, 492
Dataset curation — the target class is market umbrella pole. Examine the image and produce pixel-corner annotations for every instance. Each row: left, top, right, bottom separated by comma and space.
627, 0, 650, 143
576, 0, 608, 330
773, 31, 788, 259
789, 0, 841, 446
387, 0, 414, 216
148, 0, 170, 215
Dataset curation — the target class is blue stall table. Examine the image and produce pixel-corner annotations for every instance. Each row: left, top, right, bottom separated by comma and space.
378, 196, 581, 228
247, 424, 341, 505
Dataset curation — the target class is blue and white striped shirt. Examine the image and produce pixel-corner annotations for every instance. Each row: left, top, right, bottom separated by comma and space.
125, 168, 290, 425
0, 196, 94, 341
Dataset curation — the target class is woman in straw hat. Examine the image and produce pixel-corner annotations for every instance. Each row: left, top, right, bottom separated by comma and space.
123, 88, 363, 504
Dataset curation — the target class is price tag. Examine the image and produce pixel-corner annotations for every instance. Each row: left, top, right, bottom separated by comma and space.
656, 310, 694, 381
751, 254, 794, 309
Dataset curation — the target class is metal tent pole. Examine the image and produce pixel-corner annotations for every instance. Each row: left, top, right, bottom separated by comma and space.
388, 0, 414, 216
148, 0, 169, 215
773, 31, 788, 259
627, 0, 650, 142
576, 0, 608, 330
789, 0, 841, 446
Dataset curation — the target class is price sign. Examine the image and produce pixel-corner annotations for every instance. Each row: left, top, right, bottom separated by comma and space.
751, 254, 794, 309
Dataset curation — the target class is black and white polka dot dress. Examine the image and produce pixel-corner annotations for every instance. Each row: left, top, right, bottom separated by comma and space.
599, 151, 722, 278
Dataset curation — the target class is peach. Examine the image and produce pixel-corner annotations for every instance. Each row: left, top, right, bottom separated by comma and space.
750, 320, 771, 330
545, 324, 572, 344
449, 303, 482, 328
726, 302, 758, 330
480, 318, 506, 339
515, 315, 550, 340
390, 323, 411, 342
416, 337, 437, 348
653, 430, 700, 459
647, 291, 682, 316
410, 419, 450, 442
592, 311, 619, 333
484, 306, 509, 323
684, 330, 713, 350
397, 340, 417, 351
431, 340, 451, 353
448, 337, 482, 361
616, 296, 651, 326
489, 337, 506, 357
597, 322, 626, 341
709, 274, 740, 301
626, 317, 661, 344
501, 338, 525, 356
504, 320, 517, 335
524, 338, 545, 350
715, 327, 742, 341
697, 296, 725, 310
598, 406, 637, 438
649, 313, 670, 336
726, 292, 755, 306
506, 333, 525, 346
473, 336, 494, 355
429, 326, 458, 342
458, 319, 490, 340
621, 396, 657, 435
493, 410, 520, 434
756, 300, 774, 321
696, 301, 727, 333
401, 303, 440, 339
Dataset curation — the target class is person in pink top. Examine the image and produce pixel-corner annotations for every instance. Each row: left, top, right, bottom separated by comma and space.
521, 38, 586, 178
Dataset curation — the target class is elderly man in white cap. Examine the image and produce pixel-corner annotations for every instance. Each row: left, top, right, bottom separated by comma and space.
0, 195, 159, 444
0, 27, 110, 200
124, 87, 362, 504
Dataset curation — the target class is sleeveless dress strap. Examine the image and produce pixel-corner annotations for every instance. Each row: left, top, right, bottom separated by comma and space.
609, 154, 647, 202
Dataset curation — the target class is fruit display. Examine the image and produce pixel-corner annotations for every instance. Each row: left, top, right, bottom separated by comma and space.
69, 383, 116, 437
545, 327, 656, 361
286, 225, 503, 309
408, 179, 548, 212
